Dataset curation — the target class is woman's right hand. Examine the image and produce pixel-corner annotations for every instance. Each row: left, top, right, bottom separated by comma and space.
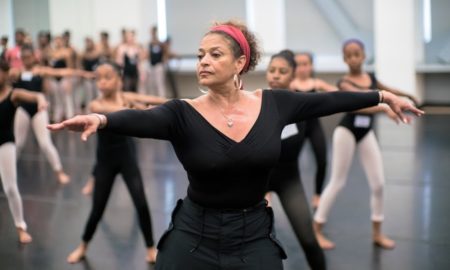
47, 114, 103, 141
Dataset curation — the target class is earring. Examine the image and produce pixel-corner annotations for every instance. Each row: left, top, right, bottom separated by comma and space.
233, 74, 243, 90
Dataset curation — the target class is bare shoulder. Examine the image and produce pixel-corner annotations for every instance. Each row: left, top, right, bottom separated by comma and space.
88, 99, 102, 113
249, 89, 263, 99
182, 94, 208, 107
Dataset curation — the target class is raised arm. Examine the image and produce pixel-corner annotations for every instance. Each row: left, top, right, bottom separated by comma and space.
272, 90, 423, 125
48, 100, 178, 141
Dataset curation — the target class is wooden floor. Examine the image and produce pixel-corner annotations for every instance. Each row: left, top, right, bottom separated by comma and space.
1, 113, 449, 270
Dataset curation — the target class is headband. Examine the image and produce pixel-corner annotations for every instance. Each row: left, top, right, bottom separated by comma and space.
211, 25, 250, 73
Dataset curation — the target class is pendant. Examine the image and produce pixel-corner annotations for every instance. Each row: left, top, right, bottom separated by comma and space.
227, 119, 234, 128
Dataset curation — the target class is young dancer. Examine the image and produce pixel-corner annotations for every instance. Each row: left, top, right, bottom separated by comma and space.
313, 39, 420, 250
266, 50, 325, 270
65, 62, 166, 264
10, 46, 91, 184
0, 60, 47, 243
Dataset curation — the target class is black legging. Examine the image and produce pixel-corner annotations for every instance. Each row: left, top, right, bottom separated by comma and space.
299, 118, 327, 195
268, 161, 326, 270
82, 143, 154, 247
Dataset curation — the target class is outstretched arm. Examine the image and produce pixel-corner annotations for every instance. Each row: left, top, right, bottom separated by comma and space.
48, 100, 178, 141
316, 79, 338, 92
273, 90, 423, 125
35, 66, 93, 79
123, 92, 168, 105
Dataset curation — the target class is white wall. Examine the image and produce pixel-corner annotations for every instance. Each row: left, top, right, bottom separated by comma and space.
0, 0, 14, 42
12, 0, 50, 43
375, 0, 417, 96
166, 0, 246, 56
48, 0, 158, 49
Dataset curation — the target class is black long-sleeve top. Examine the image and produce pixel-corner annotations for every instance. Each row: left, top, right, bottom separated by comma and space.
105, 89, 379, 209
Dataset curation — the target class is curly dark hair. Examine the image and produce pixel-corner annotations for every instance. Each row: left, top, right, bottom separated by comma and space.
207, 20, 261, 74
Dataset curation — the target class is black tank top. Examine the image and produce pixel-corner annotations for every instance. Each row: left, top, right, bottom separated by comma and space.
0, 91, 17, 146
13, 72, 44, 117
149, 43, 163, 66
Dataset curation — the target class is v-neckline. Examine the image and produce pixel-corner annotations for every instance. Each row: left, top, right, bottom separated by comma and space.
182, 91, 266, 144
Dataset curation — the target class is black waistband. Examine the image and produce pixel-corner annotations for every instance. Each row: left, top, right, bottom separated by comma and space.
184, 196, 268, 214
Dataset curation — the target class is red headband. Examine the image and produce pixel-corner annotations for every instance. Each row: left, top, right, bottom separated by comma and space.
211, 25, 251, 73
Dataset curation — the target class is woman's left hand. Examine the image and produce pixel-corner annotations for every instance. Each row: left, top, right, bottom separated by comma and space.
382, 91, 424, 124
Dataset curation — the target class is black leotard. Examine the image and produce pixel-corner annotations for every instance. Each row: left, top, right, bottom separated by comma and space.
104, 90, 379, 209
149, 43, 163, 66
12, 72, 44, 117
123, 53, 138, 78
337, 74, 378, 142
82, 57, 99, 72
0, 91, 17, 146
51, 58, 67, 81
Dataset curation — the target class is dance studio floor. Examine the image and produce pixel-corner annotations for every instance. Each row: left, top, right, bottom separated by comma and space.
1, 113, 449, 270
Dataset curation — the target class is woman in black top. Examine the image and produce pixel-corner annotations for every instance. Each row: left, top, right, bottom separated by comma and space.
266, 50, 325, 270
49, 21, 423, 270
0, 60, 47, 243
314, 39, 420, 250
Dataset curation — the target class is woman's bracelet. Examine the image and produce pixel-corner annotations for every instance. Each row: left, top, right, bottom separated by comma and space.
378, 90, 384, 103
91, 113, 107, 129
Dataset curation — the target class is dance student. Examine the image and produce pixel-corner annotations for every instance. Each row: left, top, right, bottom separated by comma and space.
79, 37, 100, 113
146, 26, 167, 97
266, 50, 325, 270
115, 30, 142, 92
97, 32, 113, 63
64, 62, 166, 264
313, 39, 420, 250
5, 29, 26, 69
48, 36, 74, 122
289, 52, 338, 208
49, 21, 423, 270
9, 46, 90, 184
0, 60, 47, 243
35, 31, 52, 66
